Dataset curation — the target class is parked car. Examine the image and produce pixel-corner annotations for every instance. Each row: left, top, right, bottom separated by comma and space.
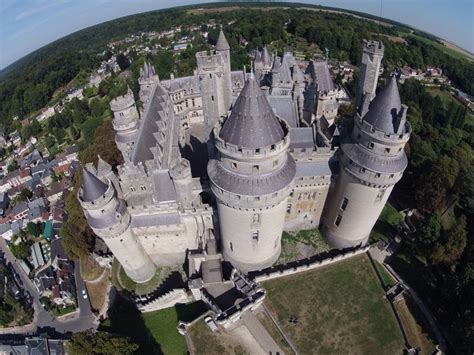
204, 316, 218, 332
82, 289, 88, 299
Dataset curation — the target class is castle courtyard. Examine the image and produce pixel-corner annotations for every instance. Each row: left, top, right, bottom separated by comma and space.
262, 254, 403, 354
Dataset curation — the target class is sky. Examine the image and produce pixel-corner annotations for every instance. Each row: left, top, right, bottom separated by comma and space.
0, 0, 473, 70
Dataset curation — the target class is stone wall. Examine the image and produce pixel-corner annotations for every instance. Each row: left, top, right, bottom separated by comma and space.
253, 246, 369, 283
138, 288, 190, 313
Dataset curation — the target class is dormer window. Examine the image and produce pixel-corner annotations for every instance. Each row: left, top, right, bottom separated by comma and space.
368, 142, 374, 149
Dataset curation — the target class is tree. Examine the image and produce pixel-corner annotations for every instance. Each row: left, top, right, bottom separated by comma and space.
116, 54, 130, 70
414, 214, 441, 256
68, 330, 138, 355
27, 222, 42, 237
14, 188, 33, 204
7, 160, 18, 172
431, 215, 468, 267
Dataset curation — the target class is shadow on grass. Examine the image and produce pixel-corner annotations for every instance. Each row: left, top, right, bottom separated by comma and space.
175, 301, 208, 322
103, 293, 163, 355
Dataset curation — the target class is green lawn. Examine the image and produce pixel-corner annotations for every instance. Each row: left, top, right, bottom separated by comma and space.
371, 202, 402, 243
188, 320, 229, 355
143, 307, 187, 355
277, 228, 329, 264
374, 261, 396, 289
263, 254, 404, 354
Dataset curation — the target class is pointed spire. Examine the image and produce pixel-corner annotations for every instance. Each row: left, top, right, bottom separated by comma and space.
254, 50, 262, 63
81, 168, 108, 202
216, 29, 230, 51
219, 74, 284, 149
363, 75, 401, 134
262, 46, 270, 66
143, 61, 148, 78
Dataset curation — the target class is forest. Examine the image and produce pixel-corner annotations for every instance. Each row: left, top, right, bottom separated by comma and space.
1, 2, 473, 134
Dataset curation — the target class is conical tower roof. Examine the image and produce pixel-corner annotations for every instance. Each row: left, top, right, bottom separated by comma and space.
363, 75, 401, 134
82, 168, 108, 202
219, 73, 285, 149
216, 29, 230, 51
262, 46, 270, 66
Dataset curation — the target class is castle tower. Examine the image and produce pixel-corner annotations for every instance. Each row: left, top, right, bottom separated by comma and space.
110, 88, 140, 163
322, 76, 411, 248
139, 61, 159, 105
215, 29, 232, 111
208, 73, 296, 271
356, 40, 384, 111
78, 169, 155, 283
169, 158, 194, 209
196, 29, 232, 136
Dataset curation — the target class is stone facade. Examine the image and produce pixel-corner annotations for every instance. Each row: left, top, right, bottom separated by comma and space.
78, 30, 410, 281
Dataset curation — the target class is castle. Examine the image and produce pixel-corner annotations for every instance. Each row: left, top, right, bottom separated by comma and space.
78, 31, 411, 283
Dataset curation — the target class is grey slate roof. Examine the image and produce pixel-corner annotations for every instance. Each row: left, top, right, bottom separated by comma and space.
267, 96, 298, 128
132, 84, 167, 164
96, 155, 112, 177
131, 212, 181, 228
295, 161, 332, 177
152, 170, 177, 203
82, 169, 108, 202
208, 156, 296, 196
219, 74, 285, 149
289, 128, 314, 149
363, 75, 401, 134
216, 30, 230, 51
314, 61, 335, 92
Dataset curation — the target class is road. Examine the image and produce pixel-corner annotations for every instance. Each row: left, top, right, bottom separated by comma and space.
0, 237, 98, 337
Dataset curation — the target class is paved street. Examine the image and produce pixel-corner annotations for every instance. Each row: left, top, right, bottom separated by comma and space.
0, 238, 98, 337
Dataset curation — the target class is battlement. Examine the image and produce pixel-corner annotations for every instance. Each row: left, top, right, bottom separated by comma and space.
110, 90, 135, 112
362, 40, 384, 56
169, 158, 191, 180
355, 109, 411, 143
195, 50, 223, 70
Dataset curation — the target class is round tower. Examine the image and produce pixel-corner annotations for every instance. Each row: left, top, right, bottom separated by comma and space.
322, 76, 411, 248
169, 158, 194, 209
208, 74, 296, 271
78, 169, 155, 283
110, 87, 140, 163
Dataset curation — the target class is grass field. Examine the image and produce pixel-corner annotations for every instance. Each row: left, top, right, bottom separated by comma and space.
263, 254, 404, 354
371, 202, 402, 243
405, 33, 471, 61
142, 307, 187, 355
374, 261, 396, 289
394, 297, 436, 353
277, 228, 329, 264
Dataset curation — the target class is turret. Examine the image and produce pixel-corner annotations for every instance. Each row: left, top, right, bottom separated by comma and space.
78, 169, 155, 283
169, 158, 194, 209
196, 29, 233, 136
139, 61, 159, 105
208, 73, 296, 271
110, 87, 140, 163
216, 29, 232, 111
322, 75, 411, 248
356, 40, 384, 112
